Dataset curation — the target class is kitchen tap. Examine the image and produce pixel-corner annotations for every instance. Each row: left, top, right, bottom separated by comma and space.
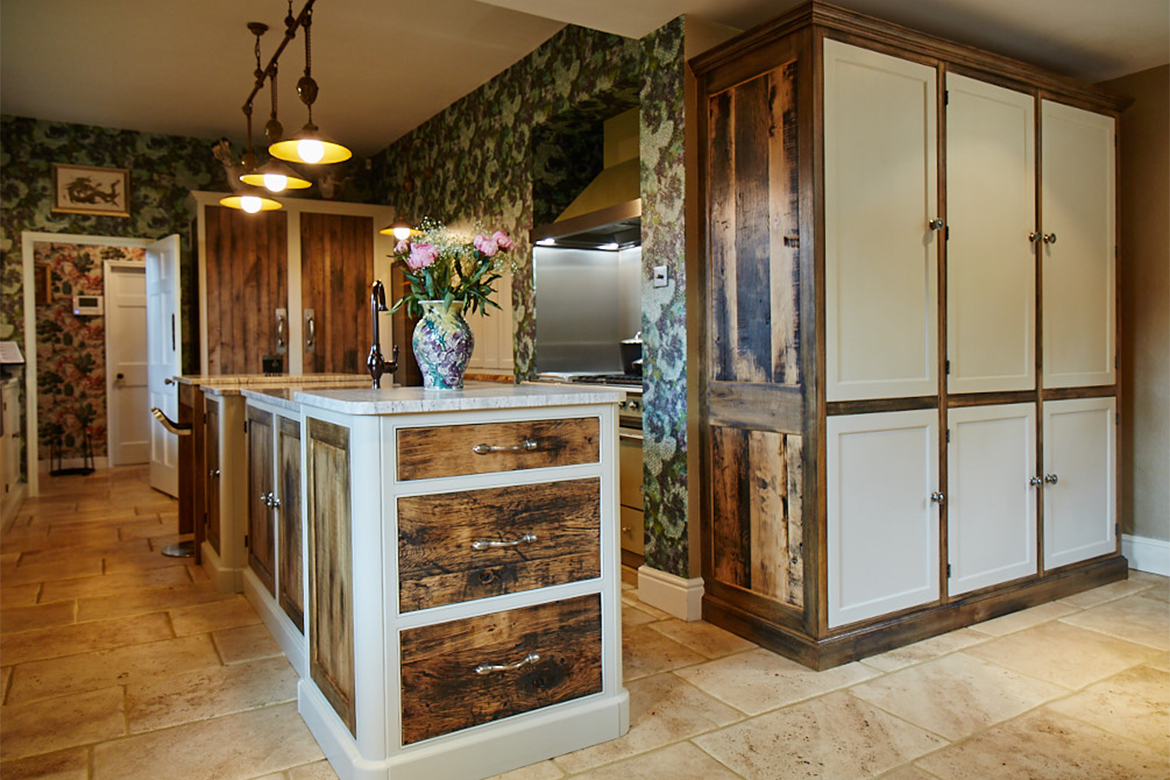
367, 280, 399, 389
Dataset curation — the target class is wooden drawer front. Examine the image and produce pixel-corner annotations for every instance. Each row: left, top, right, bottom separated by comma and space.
400, 594, 602, 744
397, 418, 600, 481
398, 478, 600, 612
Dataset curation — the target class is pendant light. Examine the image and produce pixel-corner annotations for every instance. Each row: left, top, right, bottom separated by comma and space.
220, 23, 282, 212
240, 61, 312, 193
379, 219, 415, 241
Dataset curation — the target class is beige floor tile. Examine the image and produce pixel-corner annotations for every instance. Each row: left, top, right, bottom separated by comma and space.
41, 508, 146, 531
43, 526, 122, 548
647, 619, 757, 659
0, 611, 172, 666
622, 623, 707, 681
1129, 572, 1170, 602
288, 759, 343, 779
1, 558, 103, 587
171, 595, 261, 636
622, 595, 672, 620
915, 708, 1169, 779
876, 766, 941, 780
3, 665, 12, 699
966, 619, 1160, 689
77, 581, 233, 621
573, 742, 742, 780
127, 655, 298, 732
17, 539, 154, 567
39, 565, 192, 602
850, 652, 1066, 740
1058, 577, 1159, 608
553, 672, 743, 775
1149, 652, 1170, 672
7, 634, 220, 703
214, 623, 284, 664
1046, 664, 1170, 753
695, 690, 947, 780
676, 647, 878, 715
859, 628, 989, 673
0, 551, 20, 565
972, 600, 1080, 636
0, 746, 89, 780
0, 686, 125, 761
1, 600, 76, 634
487, 760, 565, 780
1060, 593, 1170, 650
92, 701, 323, 780
1, 583, 42, 608
119, 519, 176, 541
103, 549, 196, 573
622, 603, 661, 629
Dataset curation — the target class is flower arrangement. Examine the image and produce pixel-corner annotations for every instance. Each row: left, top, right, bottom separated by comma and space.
389, 218, 514, 318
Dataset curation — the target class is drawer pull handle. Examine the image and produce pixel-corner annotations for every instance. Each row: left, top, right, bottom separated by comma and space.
475, 652, 540, 675
471, 533, 537, 551
472, 438, 538, 455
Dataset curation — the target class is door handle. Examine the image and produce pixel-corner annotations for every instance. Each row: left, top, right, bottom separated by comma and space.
164, 377, 176, 385
304, 309, 316, 353
275, 308, 287, 354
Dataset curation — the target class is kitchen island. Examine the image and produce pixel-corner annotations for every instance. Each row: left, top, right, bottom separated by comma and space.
246, 382, 629, 780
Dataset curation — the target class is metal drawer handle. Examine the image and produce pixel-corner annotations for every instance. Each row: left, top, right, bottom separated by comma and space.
471, 533, 537, 551
475, 652, 540, 675
472, 438, 538, 455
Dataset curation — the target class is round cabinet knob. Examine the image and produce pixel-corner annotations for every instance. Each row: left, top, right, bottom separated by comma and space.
929, 218, 945, 231
1029, 232, 1041, 244
1043, 232, 1057, 244
930, 492, 946, 504
1044, 473, 1059, 485
1029, 476, 1044, 486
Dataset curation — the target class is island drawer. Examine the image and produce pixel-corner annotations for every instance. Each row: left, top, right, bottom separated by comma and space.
396, 417, 600, 481
399, 594, 602, 744
398, 478, 600, 612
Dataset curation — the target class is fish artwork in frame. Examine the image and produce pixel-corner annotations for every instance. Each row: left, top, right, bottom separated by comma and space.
52, 164, 130, 217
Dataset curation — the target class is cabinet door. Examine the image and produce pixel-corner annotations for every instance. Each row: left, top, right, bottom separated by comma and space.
824, 40, 939, 401
947, 404, 1038, 596
1041, 101, 1116, 389
1042, 397, 1116, 570
246, 407, 276, 594
827, 410, 940, 628
946, 75, 1036, 393
206, 399, 222, 555
300, 212, 373, 375
276, 416, 304, 633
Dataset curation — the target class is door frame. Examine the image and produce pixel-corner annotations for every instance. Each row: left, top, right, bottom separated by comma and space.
103, 260, 148, 467
20, 232, 152, 496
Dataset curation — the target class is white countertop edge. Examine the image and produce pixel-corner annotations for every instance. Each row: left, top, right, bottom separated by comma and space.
292, 383, 626, 415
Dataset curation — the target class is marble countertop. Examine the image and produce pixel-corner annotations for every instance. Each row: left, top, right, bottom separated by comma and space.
241, 382, 373, 412
292, 382, 626, 416
178, 374, 369, 396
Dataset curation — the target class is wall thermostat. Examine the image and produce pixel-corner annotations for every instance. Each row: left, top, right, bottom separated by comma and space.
72, 295, 103, 316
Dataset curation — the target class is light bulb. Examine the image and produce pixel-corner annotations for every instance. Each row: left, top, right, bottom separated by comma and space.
262, 173, 288, 193
240, 195, 263, 214
298, 138, 325, 164
392, 226, 412, 241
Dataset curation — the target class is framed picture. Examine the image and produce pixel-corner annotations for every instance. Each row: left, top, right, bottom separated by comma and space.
52, 164, 130, 217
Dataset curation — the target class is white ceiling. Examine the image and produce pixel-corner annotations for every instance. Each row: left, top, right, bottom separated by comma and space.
2, 0, 1167, 158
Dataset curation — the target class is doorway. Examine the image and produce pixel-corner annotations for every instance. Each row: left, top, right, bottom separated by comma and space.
105, 261, 149, 466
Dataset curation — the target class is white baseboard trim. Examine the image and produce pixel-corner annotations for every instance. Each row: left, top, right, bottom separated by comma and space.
1122, 534, 1170, 577
637, 565, 705, 622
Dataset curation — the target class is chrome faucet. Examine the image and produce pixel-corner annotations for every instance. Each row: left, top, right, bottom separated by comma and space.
367, 281, 399, 389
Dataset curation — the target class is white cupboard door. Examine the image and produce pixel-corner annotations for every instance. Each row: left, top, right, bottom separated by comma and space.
824, 40, 939, 401
1042, 397, 1117, 569
946, 75, 1036, 394
947, 404, 1038, 596
146, 234, 182, 496
827, 410, 940, 628
1041, 101, 1116, 389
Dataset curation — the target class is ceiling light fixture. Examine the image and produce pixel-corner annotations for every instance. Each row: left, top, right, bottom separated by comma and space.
379, 219, 415, 241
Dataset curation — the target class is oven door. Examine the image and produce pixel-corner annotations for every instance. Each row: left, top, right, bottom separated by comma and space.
618, 426, 644, 561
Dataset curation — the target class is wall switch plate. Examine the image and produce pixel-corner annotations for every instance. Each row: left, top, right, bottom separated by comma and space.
652, 265, 669, 288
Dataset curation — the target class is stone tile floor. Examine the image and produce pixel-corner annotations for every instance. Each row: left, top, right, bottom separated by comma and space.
1, 466, 1167, 779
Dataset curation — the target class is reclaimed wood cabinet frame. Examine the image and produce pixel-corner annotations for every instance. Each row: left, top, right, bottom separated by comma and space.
692, 0, 1130, 670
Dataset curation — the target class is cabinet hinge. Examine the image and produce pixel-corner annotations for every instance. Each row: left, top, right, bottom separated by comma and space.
946, 428, 951, 443
1115, 354, 1120, 369
243, 420, 249, 433
945, 225, 950, 241
1115, 245, 1120, 258
945, 359, 951, 375
1116, 412, 1121, 425
1114, 522, 1120, 537
244, 534, 250, 548
203, 412, 208, 424
947, 563, 952, 578
945, 90, 949, 105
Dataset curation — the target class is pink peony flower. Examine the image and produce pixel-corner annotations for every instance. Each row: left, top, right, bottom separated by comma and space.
394, 238, 410, 254
407, 243, 439, 270
492, 231, 514, 251
473, 234, 499, 257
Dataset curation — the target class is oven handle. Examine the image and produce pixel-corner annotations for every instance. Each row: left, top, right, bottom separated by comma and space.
619, 429, 643, 442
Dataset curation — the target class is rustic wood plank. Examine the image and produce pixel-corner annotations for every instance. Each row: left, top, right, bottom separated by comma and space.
277, 416, 304, 632
397, 418, 600, 481
749, 430, 788, 601
205, 399, 221, 555
785, 433, 804, 608
400, 594, 602, 744
711, 427, 750, 587
237, 210, 255, 374
770, 60, 802, 385
246, 407, 275, 595
709, 89, 736, 382
733, 74, 772, 382
301, 213, 373, 374
205, 207, 224, 374
708, 381, 804, 433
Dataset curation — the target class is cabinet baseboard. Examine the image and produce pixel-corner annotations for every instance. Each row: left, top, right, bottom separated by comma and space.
636, 565, 704, 621
1122, 534, 1170, 576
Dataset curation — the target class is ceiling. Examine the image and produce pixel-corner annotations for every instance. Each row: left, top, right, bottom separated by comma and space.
2, 0, 1167, 158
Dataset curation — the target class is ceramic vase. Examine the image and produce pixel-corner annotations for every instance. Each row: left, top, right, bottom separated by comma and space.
412, 299, 474, 389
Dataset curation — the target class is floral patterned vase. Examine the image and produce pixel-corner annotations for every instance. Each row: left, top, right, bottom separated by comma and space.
412, 299, 474, 390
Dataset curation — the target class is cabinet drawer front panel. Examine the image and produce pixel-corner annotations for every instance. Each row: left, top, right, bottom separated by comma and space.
277, 416, 304, 632
947, 404, 1038, 596
1043, 397, 1116, 569
946, 74, 1036, 394
824, 40, 939, 401
398, 478, 600, 612
396, 418, 599, 481
400, 594, 602, 744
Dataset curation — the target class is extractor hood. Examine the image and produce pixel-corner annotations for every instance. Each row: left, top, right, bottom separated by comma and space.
530, 199, 641, 250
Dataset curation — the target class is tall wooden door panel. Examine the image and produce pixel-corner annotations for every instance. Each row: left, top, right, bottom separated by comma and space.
246, 407, 276, 595
827, 410, 940, 628
277, 416, 304, 632
824, 40, 939, 401
947, 404, 1037, 596
946, 75, 1036, 394
300, 212, 373, 375
1041, 101, 1116, 389
204, 206, 288, 375
205, 399, 222, 555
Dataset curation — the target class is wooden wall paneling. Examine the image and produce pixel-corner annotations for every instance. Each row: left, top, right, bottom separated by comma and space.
749, 431, 789, 604
732, 73, 772, 382
391, 267, 423, 386
301, 213, 373, 375
277, 416, 304, 632
709, 88, 735, 381
205, 207, 224, 374
711, 426, 750, 587
236, 209, 253, 374
770, 60, 801, 384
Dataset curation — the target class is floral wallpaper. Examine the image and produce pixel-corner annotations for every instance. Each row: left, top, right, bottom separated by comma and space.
33, 243, 145, 462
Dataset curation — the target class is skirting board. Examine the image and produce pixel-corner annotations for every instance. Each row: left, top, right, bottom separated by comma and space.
1123, 534, 1170, 577
637, 565, 704, 621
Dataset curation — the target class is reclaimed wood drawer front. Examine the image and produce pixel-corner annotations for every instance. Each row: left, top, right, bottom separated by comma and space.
400, 594, 602, 744
398, 478, 600, 612
396, 418, 600, 481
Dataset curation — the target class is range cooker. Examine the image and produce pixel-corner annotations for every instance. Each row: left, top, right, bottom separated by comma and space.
535, 373, 643, 430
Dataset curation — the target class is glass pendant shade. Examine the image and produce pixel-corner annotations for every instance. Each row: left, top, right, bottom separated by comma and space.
239, 159, 312, 192
269, 123, 351, 165
219, 187, 282, 212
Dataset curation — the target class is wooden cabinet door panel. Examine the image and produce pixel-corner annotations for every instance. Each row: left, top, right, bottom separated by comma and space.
824, 40, 939, 401
246, 407, 275, 594
947, 404, 1038, 596
205, 399, 221, 555
946, 75, 1036, 394
300, 212, 373, 374
277, 416, 304, 633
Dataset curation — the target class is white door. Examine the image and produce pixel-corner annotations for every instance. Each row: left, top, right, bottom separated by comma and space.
105, 263, 150, 465
827, 409, 940, 628
824, 39, 939, 401
146, 234, 182, 496
1043, 397, 1116, 570
947, 403, 1038, 596
1041, 101, 1116, 389
946, 75, 1036, 394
